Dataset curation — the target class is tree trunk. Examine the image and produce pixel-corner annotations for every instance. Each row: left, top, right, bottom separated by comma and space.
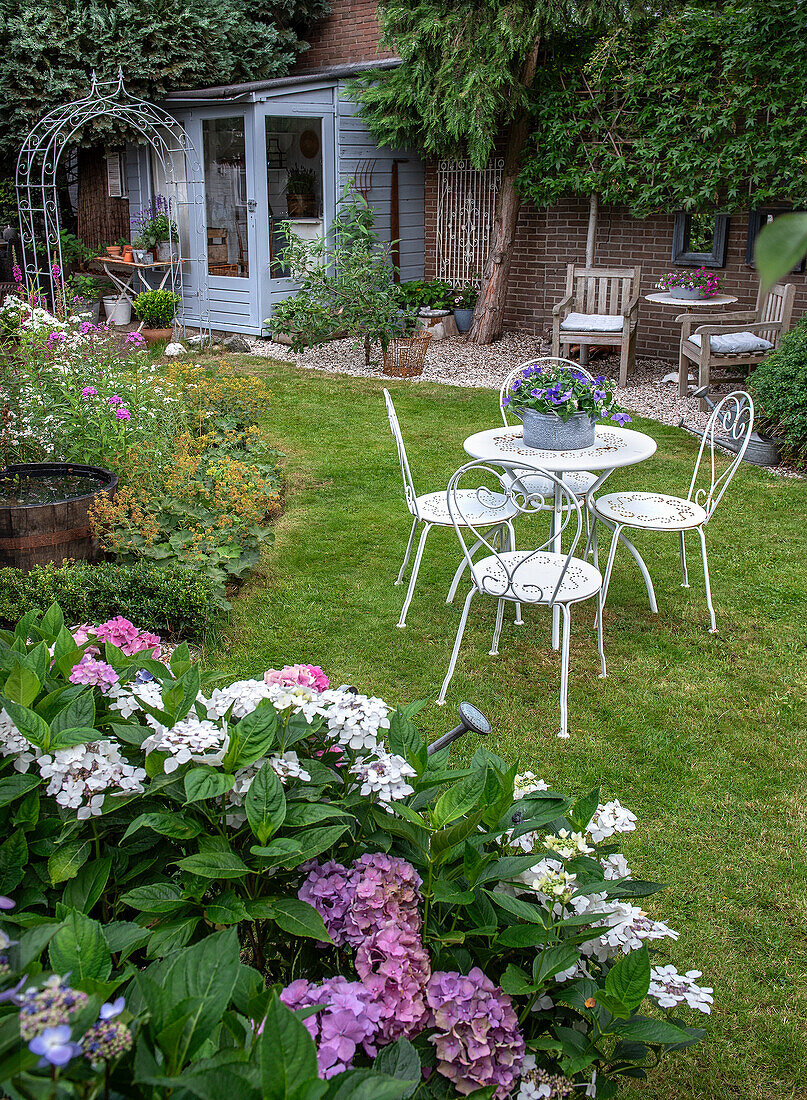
467, 39, 542, 345
585, 192, 599, 266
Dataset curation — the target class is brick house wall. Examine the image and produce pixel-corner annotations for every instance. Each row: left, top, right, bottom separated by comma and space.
424, 163, 807, 361
294, 0, 392, 72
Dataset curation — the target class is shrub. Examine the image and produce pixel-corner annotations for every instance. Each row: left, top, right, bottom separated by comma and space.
0, 602, 711, 1098
132, 288, 180, 328
748, 316, 807, 468
397, 278, 454, 312
0, 560, 221, 639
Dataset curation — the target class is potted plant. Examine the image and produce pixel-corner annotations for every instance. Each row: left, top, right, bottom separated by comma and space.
285, 167, 318, 217
131, 236, 153, 264
452, 283, 478, 332
132, 288, 180, 343
65, 272, 110, 322
656, 268, 724, 300
504, 362, 631, 449
131, 196, 179, 262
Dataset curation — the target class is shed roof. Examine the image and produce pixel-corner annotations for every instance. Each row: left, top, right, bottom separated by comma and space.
164, 58, 400, 103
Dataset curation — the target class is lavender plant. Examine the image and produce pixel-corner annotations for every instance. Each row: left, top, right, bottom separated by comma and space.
0, 603, 710, 1098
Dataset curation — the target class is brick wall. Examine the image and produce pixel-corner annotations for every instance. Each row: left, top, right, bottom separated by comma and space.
294, 0, 393, 72
424, 163, 807, 361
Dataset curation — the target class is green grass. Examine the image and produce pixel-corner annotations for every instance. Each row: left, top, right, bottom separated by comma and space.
213, 357, 807, 1100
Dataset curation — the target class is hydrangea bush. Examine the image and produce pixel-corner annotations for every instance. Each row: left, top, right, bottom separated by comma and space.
0, 603, 711, 1098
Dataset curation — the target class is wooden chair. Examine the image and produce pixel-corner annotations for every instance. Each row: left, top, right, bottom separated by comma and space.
552, 264, 642, 388
678, 282, 796, 406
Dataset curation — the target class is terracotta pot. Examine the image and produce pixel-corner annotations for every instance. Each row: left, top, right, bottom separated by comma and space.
122, 246, 134, 263
106, 246, 122, 257
140, 327, 174, 345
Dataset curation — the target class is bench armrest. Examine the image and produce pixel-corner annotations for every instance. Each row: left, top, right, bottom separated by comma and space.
552, 293, 573, 317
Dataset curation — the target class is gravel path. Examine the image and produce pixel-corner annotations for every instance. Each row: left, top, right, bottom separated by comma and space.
245, 331, 801, 478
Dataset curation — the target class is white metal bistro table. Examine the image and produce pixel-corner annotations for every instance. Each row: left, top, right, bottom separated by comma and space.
463, 424, 658, 647
99, 258, 180, 331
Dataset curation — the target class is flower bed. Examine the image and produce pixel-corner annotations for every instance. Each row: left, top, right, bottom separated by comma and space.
0, 293, 281, 615
0, 603, 710, 1098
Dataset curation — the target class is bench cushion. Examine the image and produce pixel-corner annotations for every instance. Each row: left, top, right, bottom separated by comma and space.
689, 331, 774, 355
560, 312, 624, 333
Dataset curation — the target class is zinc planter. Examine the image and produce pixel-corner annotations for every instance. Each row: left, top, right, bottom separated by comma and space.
454, 308, 474, 333
103, 296, 132, 325
668, 286, 707, 300
513, 408, 598, 450
155, 242, 179, 263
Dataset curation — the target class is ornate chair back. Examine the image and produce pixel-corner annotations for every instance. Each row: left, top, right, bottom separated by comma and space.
499, 358, 593, 426
687, 391, 755, 521
446, 461, 584, 605
383, 389, 419, 518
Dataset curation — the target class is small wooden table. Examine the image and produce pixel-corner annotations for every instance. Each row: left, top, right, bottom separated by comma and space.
644, 292, 740, 388
99, 257, 181, 330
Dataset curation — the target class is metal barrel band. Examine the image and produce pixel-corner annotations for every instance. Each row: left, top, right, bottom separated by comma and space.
1, 524, 93, 549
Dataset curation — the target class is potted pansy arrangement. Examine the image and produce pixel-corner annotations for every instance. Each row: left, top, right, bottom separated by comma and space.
656, 268, 724, 300
504, 363, 631, 450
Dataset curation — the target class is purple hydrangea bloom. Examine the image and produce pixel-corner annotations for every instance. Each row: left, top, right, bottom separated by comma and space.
280, 976, 383, 1078
68, 656, 120, 691
299, 855, 422, 949
99, 996, 125, 1020
426, 968, 525, 1098
355, 920, 431, 1043
29, 1025, 81, 1067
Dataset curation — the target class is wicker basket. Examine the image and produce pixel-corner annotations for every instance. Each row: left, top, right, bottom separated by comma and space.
382, 333, 432, 378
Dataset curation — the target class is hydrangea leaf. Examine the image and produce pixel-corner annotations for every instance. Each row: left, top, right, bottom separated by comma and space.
269, 898, 332, 944
245, 759, 287, 845
49, 909, 112, 981
604, 944, 651, 1011
259, 993, 319, 1100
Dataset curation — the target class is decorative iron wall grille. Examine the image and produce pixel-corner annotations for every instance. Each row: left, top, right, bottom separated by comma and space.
435, 159, 503, 285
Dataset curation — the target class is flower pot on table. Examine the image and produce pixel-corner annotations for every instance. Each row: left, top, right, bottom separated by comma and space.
155, 242, 179, 263
513, 408, 598, 450
668, 286, 707, 300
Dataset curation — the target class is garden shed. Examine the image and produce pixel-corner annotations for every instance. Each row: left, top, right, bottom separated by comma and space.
123, 60, 425, 335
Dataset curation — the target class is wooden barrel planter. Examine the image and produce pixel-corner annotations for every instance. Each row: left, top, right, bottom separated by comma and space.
0, 463, 118, 571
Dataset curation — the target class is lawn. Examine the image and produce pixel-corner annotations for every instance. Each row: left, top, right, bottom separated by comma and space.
213, 356, 807, 1100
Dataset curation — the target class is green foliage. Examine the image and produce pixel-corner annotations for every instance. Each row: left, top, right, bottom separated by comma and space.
286, 166, 318, 195
352, 0, 626, 168
396, 279, 454, 312
755, 212, 807, 294
0, 560, 221, 640
748, 315, 807, 469
133, 288, 181, 327
0, 0, 331, 165
58, 229, 99, 267
521, 1, 807, 215
266, 183, 415, 364
66, 272, 110, 301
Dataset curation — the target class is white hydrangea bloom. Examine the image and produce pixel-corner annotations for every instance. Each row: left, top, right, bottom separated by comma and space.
601, 853, 632, 881
107, 680, 165, 720
513, 771, 548, 800
587, 800, 638, 844
142, 716, 229, 773
0, 709, 37, 773
543, 829, 594, 859
649, 965, 713, 1014
204, 678, 274, 720
36, 741, 146, 820
349, 748, 416, 804
264, 683, 330, 723
320, 690, 390, 751
268, 750, 312, 784
516, 857, 577, 906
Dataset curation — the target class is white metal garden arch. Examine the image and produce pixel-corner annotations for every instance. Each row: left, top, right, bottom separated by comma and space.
15, 68, 210, 338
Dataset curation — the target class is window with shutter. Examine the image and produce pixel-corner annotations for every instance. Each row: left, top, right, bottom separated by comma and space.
106, 151, 126, 198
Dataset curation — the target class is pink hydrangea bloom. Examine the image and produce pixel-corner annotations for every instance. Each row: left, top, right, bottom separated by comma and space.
71, 618, 161, 658
263, 664, 329, 692
299, 854, 422, 949
280, 976, 383, 1078
68, 656, 119, 692
355, 920, 430, 1043
426, 968, 525, 1098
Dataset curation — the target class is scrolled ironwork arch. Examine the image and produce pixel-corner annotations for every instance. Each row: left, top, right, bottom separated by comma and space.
15, 68, 210, 338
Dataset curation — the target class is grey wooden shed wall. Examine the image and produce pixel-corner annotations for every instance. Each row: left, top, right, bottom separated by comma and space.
336, 84, 424, 282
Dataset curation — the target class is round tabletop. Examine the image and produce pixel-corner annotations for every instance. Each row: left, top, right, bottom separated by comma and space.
644, 292, 738, 308
463, 424, 657, 473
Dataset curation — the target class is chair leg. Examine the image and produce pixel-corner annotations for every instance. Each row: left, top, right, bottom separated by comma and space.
679, 530, 690, 588
619, 336, 630, 389
600, 522, 623, 615
558, 603, 572, 739
699, 356, 710, 413
698, 527, 717, 633
447, 535, 483, 604
678, 346, 690, 398
437, 588, 475, 705
395, 518, 418, 585
596, 591, 606, 678
396, 522, 432, 628
505, 520, 524, 625
490, 598, 505, 656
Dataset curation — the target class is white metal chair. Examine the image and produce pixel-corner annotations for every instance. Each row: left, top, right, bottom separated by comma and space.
384, 389, 520, 629
499, 358, 599, 502
437, 461, 606, 738
592, 392, 754, 633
